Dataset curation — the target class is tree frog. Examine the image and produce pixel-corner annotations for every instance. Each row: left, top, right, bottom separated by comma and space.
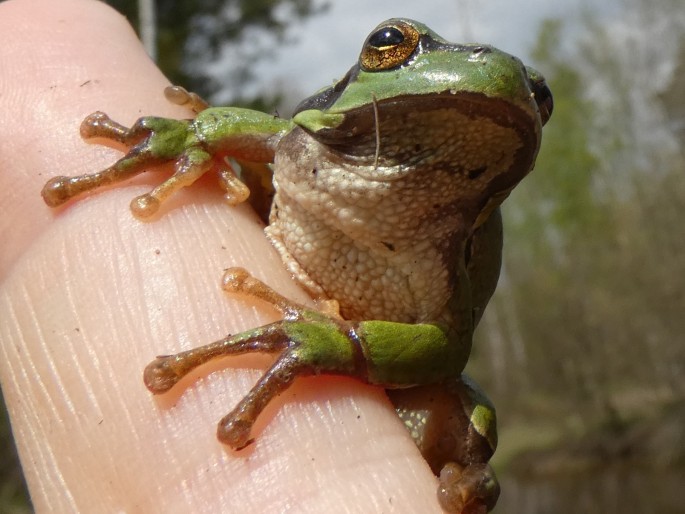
41, 18, 552, 513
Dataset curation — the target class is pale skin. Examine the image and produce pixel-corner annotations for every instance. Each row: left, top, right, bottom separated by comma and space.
0, 0, 443, 512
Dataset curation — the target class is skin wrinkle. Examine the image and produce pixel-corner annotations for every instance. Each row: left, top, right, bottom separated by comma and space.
69, 226, 137, 418
14, 201, 207, 508
31, 292, 77, 422
39, 241, 113, 488
2, 281, 80, 512
65, 285, 106, 421
169, 210, 219, 335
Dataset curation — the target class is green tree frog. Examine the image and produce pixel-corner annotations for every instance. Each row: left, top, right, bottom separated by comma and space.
41, 18, 552, 513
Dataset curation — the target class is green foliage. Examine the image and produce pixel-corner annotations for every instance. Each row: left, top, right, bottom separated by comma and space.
473, 13, 685, 440
527, 20, 604, 235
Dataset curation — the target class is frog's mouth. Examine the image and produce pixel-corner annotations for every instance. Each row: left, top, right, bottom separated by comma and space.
310, 91, 543, 186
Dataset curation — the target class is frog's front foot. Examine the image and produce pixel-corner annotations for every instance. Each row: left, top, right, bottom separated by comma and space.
438, 462, 500, 514
41, 111, 249, 218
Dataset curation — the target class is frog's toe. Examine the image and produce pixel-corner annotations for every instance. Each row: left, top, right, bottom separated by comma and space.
164, 85, 210, 113
438, 462, 500, 514
143, 356, 183, 393
217, 414, 255, 450
80, 111, 130, 142
79, 111, 108, 138
221, 267, 308, 317
41, 176, 73, 207
130, 193, 161, 218
41, 172, 113, 207
218, 167, 251, 205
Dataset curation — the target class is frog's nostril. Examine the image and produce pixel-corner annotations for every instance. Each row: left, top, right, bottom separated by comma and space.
524, 66, 553, 125
532, 80, 553, 125
470, 46, 491, 56
528, 73, 554, 125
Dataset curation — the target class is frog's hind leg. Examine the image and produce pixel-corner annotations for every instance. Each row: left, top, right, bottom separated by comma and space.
389, 377, 500, 513
143, 268, 329, 450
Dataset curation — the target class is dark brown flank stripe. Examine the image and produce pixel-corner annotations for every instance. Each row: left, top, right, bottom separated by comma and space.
345, 323, 370, 383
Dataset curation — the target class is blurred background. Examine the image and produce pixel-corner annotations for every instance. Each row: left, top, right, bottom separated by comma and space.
2, 0, 683, 512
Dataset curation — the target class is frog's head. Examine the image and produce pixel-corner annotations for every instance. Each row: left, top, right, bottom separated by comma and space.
292, 18, 553, 228
295, 19, 552, 126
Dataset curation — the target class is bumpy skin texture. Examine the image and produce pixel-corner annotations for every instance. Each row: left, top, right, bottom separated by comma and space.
269, 101, 522, 326
40, 18, 552, 513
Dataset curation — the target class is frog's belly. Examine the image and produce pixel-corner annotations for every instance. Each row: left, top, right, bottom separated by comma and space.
266, 197, 451, 323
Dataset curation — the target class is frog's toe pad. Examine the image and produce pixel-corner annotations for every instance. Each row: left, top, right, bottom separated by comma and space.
143, 356, 182, 393
217, 414, 254, 450
221, 267, 251, 293
438, 462, 500, 513
131, 193, 161, 218
41, 176, 72, 207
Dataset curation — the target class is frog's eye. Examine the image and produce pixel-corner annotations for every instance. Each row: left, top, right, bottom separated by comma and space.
360, 21, 420, 71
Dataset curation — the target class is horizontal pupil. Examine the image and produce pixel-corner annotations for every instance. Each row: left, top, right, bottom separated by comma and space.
369, 27, 404, 48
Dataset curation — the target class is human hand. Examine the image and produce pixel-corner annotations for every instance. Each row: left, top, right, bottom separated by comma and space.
0, 0, 440, 511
